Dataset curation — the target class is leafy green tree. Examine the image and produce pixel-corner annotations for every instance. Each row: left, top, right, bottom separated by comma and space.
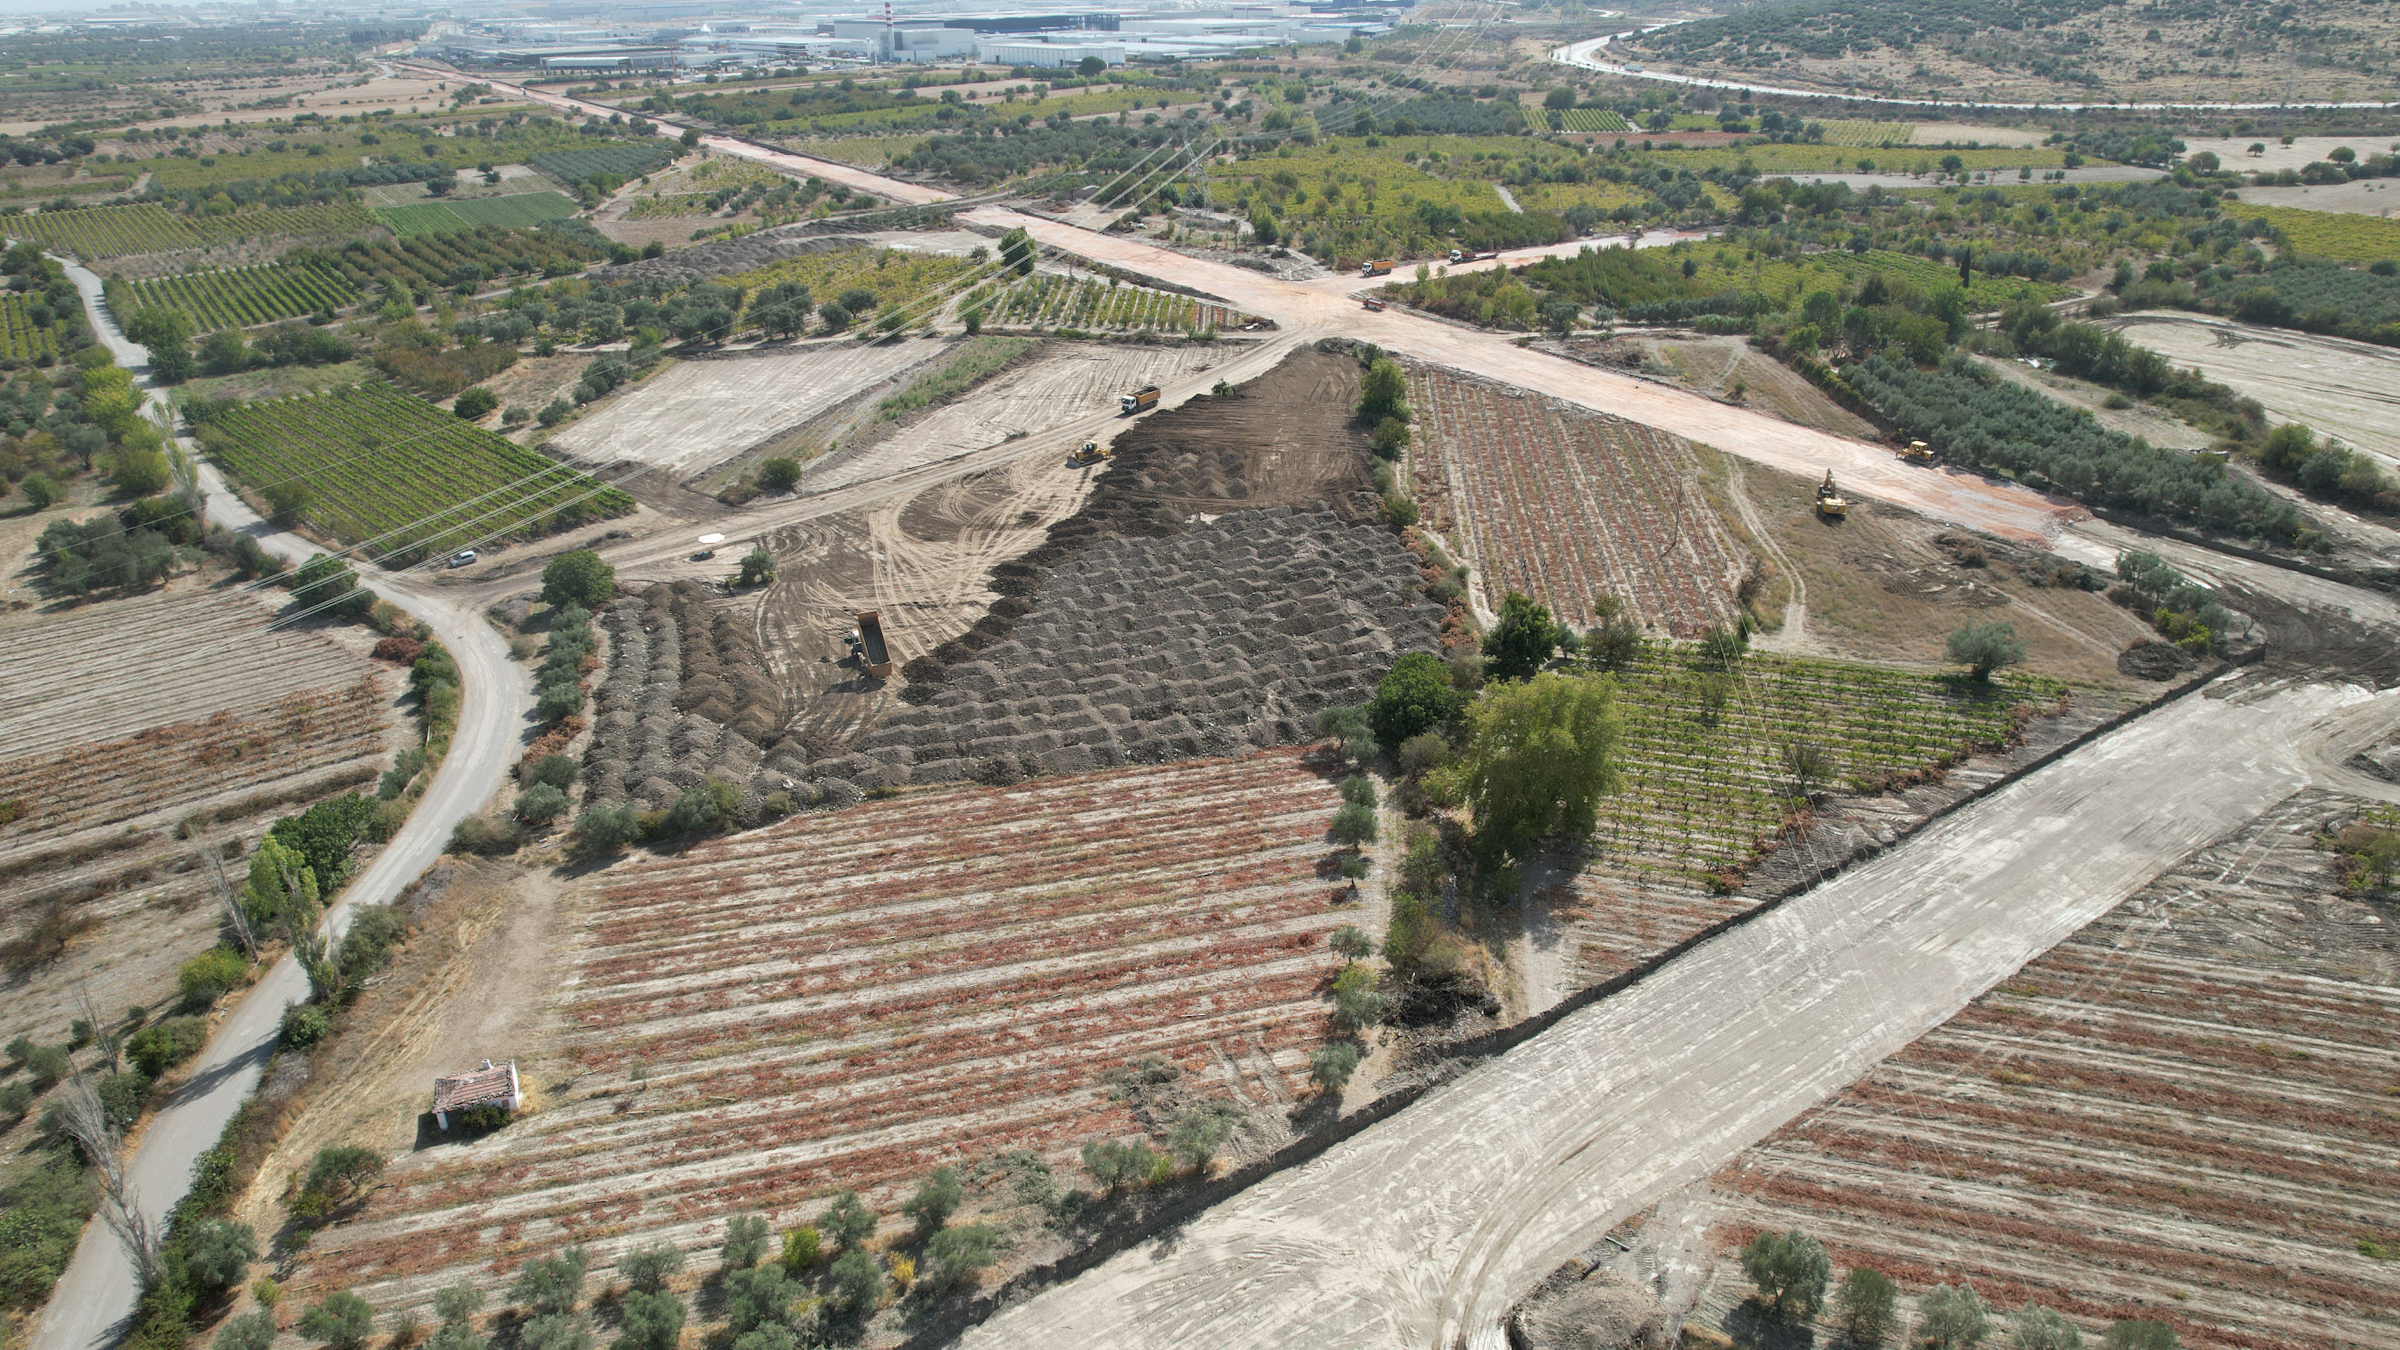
720, 1263, 796, 1334
617, 1242, 683, 1294
453, 387, 498, 420
1368, 652, 1462, 751
1314, 705, 1374, 762
1947, 621, 2029, 681
541, 550, 615, 609
125, 306, 196, 382
781, 1224, 821, 1270
1697, 625, 1747, 669
1249, 206, 1279, 246
517, 1312, 592, 1350
920, 1222, 1001, 1291
1483, 592, 1566, 681
426, 1322, 487, 1350
2012, 1306, 2084, 1350
758, 457, 801, 492
1356, 356, 1407, 424
297, 1291, 376, 1350
1330, 963, 1386, 1033
18, 471, 60, 509
182, 1218, 257, 1293
720, 1214, 771, 1270
822, 1190, 877, 1250
816, 302, 851, 333
1309, 1040, 1361, 1093
737, 548, 775, 586
999, 227, 1036, 277
614, 1289, 685, 1350
1921, 1284, 1993, 1349
264, 479, 312, 525
828, 1246, 882, 1314
1330, 801, 1378, 848
291, 553, 370, 619
1740, 1229, 1830, 1322
901, 1165, 962, 1236
432, 1281, 484, 1325
1833, 1266, 1897, 1346
1450, 672, 1620, 862
509, 1244, 590, 1315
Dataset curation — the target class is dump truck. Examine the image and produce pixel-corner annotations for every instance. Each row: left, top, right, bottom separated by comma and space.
1447, 248, 1500, 264
1360, 259, 1395, 277
852, 610, 894, 680
1361, 298, 1387, 312
1071, 440, 1109, 465
1119, 384, 1161, 415
1815, 469, 1849, 520
1898, 439, 1937, 466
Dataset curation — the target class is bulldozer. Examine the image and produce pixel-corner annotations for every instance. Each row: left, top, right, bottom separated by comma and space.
1070, 440, 1109, 466
1815, 469, 1849, 519
1897, 439, 1937, 466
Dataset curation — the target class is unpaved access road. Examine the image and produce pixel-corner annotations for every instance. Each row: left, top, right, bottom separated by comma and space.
2102, 313, 2400, 470
959, 676, 2400, 1350
960, 207, 2086, 548
33, 264, 530, 1350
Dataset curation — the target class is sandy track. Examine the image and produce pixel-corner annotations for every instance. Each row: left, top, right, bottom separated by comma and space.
962, 208, 2085, 548
960, 678, 2396, 1350
2101, 313, 2400, 469
548, 341, 946, 474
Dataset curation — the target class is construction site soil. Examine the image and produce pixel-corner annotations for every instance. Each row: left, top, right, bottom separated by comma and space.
1667, 786, 2400, 1350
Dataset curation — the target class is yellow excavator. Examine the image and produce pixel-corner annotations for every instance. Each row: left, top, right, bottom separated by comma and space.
1815, 469, 1849, 519
1898, 439, 1937, 466
1071, 440, 1110, 466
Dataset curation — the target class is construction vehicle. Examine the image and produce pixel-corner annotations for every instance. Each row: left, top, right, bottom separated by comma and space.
1815, 470, 1849, 520
1898, 439, 1937, 466
1360, 259, 1395, 277
1071, 439, 1110, 466
851, 610, 894, 680
1119, 384, 1161, 415
1362, 298, 1386, 312
1447, 248, 1500, 264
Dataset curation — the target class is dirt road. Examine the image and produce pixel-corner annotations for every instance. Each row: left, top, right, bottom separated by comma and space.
33, 264, 530, 1350
959, 676, 2399, 1350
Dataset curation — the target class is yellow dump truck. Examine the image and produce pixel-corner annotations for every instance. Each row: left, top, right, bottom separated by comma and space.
1119, 384, 1161, 415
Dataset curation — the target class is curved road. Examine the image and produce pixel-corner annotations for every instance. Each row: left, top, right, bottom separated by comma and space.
33, 263, 528, 1350
1551, 31, 2400, 112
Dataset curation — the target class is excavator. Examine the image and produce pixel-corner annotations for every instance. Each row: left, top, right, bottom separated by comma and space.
1815, 469, 1849, 520
1070, 440, 1110, 466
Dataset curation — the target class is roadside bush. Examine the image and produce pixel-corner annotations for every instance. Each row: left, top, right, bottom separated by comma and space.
126, 1015, 206, 1077
95, 1070, 150, 1130
182, 1218, 257, 1294
279, 1004, 331, 1050
448, 816, 524, 856
214, 1313, 277, 1350
177, 946, 250, 1010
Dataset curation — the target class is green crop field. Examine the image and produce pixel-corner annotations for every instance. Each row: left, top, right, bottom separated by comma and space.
1595, 645, 2064, 886
196, 382, 635, 560
1558, 109, 1634, 132
284, 226, 607, 300
1816, 119, 1916, 146
3, 201, 377, 260
532, 142, 677, 185
375, 191, 581, 237
969, 273, 1253, 332
121, 260, 359, 332
0, 293, 61, 363
2221, 201, 2400, 264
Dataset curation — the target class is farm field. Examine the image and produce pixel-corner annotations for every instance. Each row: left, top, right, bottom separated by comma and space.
2221, 201, 2400, 264
1557, 109, 1633, 133
1403, 366, 1748, 635
974, 272, 1259, 334
1691, 787, 2400, 1350
284, 752, 1357, 1318
549, 340, 945, 473
532, 142, 678, 186
0, 293, 60, 363
196, 382, 637, 560
283, 227, 608, 301
375, 191, 580, 237
4, 201, 377, 260
119, 258, 358, 332
0, 587, 395, 1058
1819, 119, 1914, 146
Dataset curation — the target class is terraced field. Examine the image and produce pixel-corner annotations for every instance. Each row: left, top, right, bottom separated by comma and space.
1405, 367, 1745, 635
288, 752, 1355, 1317
1699, 787, 2400, 1350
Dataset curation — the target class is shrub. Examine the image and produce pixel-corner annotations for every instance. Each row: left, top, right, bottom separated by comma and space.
828, 1246, 881, 1314
522, 754, 581, 790
177, 945, 250, 1010
516, 1312, 592, 1350
431, 1281, 482, 1324
1330, 800, 1378, 848
1396, 731, 1449, 778
1167, 1106, 1234, 1169
535, 681, 585, 722
214, 1311, 276, 1350
298, 1145, 384, 1213
1309, 1040, 1361, 1093
719, 1263, 795, 1334
822, 1190, 876, 1250
448, 816, 523, 856
618, 1241, 684, 1294
757, 457, 801, 492
1081, 1139, 1158, 1194
1329, 924, 1373, 960
1330, 963, 1387, 1033
568, 802, 641, 858
780, 1224, 821, 1270
279, 1003, 331, 1050
2101, 1323, 2178, 1350
126, 1015, 206, 1076
182, 1218, 258, 1293
517, 783, 569, 825
919, 1222, 1000, 1292
2013, 1305, 2085, 1350
901, 1165, 962, 1236
297, 1292, 376, 1350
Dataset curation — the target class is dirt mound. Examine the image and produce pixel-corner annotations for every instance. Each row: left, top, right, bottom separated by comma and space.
658, 581, 785, 744
605, 228, 866, 285
2117, 639, 2199, 681
1508, 1267, 1674, 1350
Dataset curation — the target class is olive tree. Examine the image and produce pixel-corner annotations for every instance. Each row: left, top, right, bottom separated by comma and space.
1833, 1266, 1898, 1346
1947, 621, 2028, 681
1739, 1228, 1830, 1322
1921, 1284, 1993, 1349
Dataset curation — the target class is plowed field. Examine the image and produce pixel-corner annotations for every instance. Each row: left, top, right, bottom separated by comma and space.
1405, 366, 1746, 636
290, 752, 1355, 1317
1701, 787, 2400, 1350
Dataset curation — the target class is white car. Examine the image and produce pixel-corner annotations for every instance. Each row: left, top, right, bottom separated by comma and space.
448, 550, 478, 568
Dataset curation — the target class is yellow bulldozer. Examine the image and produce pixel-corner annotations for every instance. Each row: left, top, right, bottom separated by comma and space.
1071, 440, 1110, 466
1815, 469, 1849, 519
1897, 439, 1937, 466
